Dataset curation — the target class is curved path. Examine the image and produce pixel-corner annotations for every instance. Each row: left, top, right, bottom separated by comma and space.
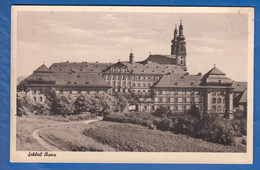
31, 117, 102, 151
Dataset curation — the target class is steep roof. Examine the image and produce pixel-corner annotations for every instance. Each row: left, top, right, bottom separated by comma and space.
232, 81, 247, 92
154, 73, 203, 88
25, 72, 110, 88
239, 89, 247, 103
49, 62, 110, 73
138, 54, 177, 65
124, 62, 185, 74
205, 66, 225, 75
34, 64, 53, 73
201, 66, 233, 86
55, 72, 110, 87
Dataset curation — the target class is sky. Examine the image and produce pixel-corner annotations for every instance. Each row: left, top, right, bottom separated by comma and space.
17, 10, 248, 81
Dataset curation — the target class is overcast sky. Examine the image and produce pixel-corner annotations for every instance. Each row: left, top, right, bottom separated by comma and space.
17, 11, 248, 81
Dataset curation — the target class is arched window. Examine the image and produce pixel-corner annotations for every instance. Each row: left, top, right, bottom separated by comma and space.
212, 98, 216, 104
181, 60, 183, 64
217, 98, 221, 103
212, 106, 216, 111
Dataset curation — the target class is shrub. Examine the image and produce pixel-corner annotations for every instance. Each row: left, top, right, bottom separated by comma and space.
155, 118, 173, 131
187, 103, 200, 119
194, 115, 235, 145
152, 107, 169, 118
34, 102, 50, 115
103, 112, 159, 128
170, 113, 198, 135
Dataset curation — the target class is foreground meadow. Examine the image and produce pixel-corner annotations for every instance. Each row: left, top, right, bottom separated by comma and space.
38, 120, 246, 152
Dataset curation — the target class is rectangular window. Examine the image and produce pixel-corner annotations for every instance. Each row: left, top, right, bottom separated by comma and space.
143, 83, 146, 87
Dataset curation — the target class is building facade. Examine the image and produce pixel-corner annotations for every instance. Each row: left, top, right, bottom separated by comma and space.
23, 21, 247, 117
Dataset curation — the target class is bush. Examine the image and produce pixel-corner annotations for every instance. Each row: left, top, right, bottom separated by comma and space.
194, 115, 235, 145
103, 112, 159, 128
152, 107, 169, 118
155, 118, 173, 131
170, 113, 198, 135
187, 103, 200, 119
34, 102, 50, 115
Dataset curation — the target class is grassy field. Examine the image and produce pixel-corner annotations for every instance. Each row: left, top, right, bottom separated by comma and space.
16, 114, 98, 151
16, 116, 59, 151
37, 120, 246, 152
83, 121, 246, 152
38, 123, 117, 151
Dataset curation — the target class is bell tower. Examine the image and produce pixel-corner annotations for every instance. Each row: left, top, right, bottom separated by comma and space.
171, 25, 178, 55
176, 20, 187, 71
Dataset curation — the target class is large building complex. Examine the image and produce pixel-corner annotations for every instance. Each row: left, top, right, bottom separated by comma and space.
23, 21, 247, 117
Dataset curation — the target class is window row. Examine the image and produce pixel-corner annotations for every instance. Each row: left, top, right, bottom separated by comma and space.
156, 90, 200, 95
132, 82, 153, 87
104, 75, 160, 80
157, 97, 200, 103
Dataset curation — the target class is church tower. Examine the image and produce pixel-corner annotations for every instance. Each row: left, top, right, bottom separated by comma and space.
171, 25, 178, 55
176, 20, 187, 71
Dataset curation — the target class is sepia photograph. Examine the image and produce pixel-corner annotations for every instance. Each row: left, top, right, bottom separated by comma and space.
10, 6, 254, 163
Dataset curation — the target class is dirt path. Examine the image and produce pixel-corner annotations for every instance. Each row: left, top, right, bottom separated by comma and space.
31, 117, 102, 151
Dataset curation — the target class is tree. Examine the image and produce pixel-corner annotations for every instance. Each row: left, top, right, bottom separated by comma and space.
17, 77, 28, 92
75, 94, 98, 114
187, 103, 200, 119
94, 91, 117, 116
45, 90, 75, 116
114, 93, 128, 112
54, 95, 75, 116
153, 107, 169, 118
16, 92, 35, 116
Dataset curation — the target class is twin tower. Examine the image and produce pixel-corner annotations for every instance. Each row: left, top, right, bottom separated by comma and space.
171, 20, 187, 70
